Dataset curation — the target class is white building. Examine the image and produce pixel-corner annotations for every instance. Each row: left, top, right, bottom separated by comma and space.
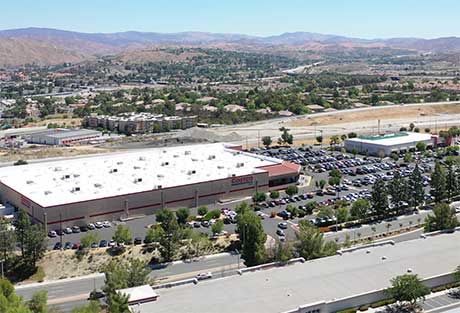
344, 132, 434, 156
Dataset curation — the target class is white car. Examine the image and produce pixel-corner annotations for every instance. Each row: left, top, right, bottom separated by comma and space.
87, 223, 96, 230
48, 230, 57, 238
95, 222, 103, 228
195, 272, 213, 280
109, 240, 116, 247
102, 221, 111, 228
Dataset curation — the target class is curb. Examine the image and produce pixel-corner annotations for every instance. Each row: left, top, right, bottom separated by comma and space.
15, 273, 105, 290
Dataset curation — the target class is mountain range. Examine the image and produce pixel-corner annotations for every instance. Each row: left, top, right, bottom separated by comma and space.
1, 27, 460, 67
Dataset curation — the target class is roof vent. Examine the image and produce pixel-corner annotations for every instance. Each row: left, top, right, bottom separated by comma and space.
157, 185, 162, 189
110, 168, 118, 173
237, 162, 245, 168
173, 154, 179, 158
208, 155, 216, 160
185, 151, 191, 155
217, 165, 224, 169
161, 162, 169, 166
94, 183, 102, 188
138, 156, 146, 161
157, 174, 164, 178
134, 178, 143, 183
44, 190, 52, 195
54, 167, 62, 171
188, 170, 196, 175
63, 174, 70, 179
133, 166, 141, 170
73, 174, 80, 178
26, 180, 34, 184
117, 161, 123, 165
71, 187, 81, 193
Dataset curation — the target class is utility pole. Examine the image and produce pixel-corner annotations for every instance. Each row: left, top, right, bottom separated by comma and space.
257, 130, 260, 149
59, 211, 63, 247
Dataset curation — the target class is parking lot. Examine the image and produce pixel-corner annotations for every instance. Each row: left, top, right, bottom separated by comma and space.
46, 144, 440, 251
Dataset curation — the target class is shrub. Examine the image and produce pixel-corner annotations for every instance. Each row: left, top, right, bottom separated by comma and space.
252, 192, 267, 203
203, 209, 221, 221
336, 309, 357, 313
285, 185, 298, 196
30, 266, 46, 282
369, 299, 396, 308
358, 305, 369, 311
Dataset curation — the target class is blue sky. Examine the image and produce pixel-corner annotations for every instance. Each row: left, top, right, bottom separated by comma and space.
1, 0, 459, 38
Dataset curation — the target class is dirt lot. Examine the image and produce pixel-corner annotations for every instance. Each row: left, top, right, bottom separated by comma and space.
287, 103, 460, 127
0, 145, 110, 163
28, 117, 82, 127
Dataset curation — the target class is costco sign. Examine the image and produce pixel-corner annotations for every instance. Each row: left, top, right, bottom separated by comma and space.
231, 175, 254, 186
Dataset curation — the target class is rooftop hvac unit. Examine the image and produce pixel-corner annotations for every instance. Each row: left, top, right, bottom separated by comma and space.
63, 174, 70, 179
110, 168, 118, 173
117, 161, 123, 165
236, 162, 245, 168
173, 154, 179, 158
185, 151, 191, 155
26, 180, 33, 184
157, 174, 164, 178
134, 178, 143, 183
188, 170, 196, 175
157, 185, 162, 189
217, 165, 224, 169
208, 155, 216, 160
94, 183, 102, 188
73, 174, 80, 178
161, 162, 169, 166
231, 174, 236, 177
139, 156, 146, 161
191, 158, 198, 162
44, 191, 52, 195
72, 187, 81, 193
54, 167, 62, 171
133, 166, 141, 169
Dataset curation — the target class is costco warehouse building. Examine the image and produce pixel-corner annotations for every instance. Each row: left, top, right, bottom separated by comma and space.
0, 143, 300, 228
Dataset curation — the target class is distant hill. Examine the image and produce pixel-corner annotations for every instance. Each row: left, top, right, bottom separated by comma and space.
1, 27, 460, 66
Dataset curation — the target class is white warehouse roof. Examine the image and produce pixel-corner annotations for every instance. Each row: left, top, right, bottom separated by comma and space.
346, 132, 433, 147
0, 143, 280, 207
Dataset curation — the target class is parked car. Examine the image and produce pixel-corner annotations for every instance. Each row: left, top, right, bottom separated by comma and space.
53, 242, 62, 250
278, 222, 288, 229
63, 227, 73, 234
87, 223, 96, 230
80, 225, 88, 232
88, 290, 106, 300
102, 221, 111, 228
48, 230, 57, 238
276, 229, 285, 237
72, 243, 80, 250
72, 226, 81, 233
134, 237, 143, 245
91, 242, 99, 249
64, 242, 73, 250
195, 272, 213, 280
99, 240, 108, 248
95, 222, 103, 229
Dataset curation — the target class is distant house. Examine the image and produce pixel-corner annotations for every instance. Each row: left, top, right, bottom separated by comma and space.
196, 96, 218, 103
175, 102, 192, 112
306, 104, 325, 112
256, 108, 271, 114
224, 104, 246, 113
202, 105, 218, 112
278, 110, 294, 117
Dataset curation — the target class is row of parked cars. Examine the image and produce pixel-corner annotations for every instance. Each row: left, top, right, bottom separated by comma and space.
53, 237, 145, 250
48, 221, 111, 238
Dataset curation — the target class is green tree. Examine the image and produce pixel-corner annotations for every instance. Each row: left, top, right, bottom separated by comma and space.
236, 210, 267, 266
408, 165, 425, 209
262, 136, 272, 148
269, 190, 280, 199
319, 179, 326, 189
211, 220, 224, 235
328, 176, 341, 187
371, 179, 389, 218
285, 185, 298, 197
425, 203, 458, 232
102, 258, 151, 297
0, 278, 32, 313
445, 161, 459, 201
416, 142, 427, 152
156, 209, 180, 262
385, 274, 430, 307
430, 161, 447, 203
403, 152, 412, 163
294, 221, 337, 260
175, 208, 190, 225
80, 232, 100, 249
14, 209, 30, 257
144, 225, 164, 244
350, 199, 370, 220
329, 135, 341, 147
71, 301, 101, 313
351, 148, 359, 157
388, 172, 409, 213
336, 207, 349, 223
0, 220, 16, 264
27, 290, 48, 313
278, 127, 293, 145
316, 136, 323, 145
197, 206, 208, 216
112, 225, 132, 244
23, 224, 47, 268
108, 291, 130, 313
252, 192, 267, 203
268, 241, 293, 263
